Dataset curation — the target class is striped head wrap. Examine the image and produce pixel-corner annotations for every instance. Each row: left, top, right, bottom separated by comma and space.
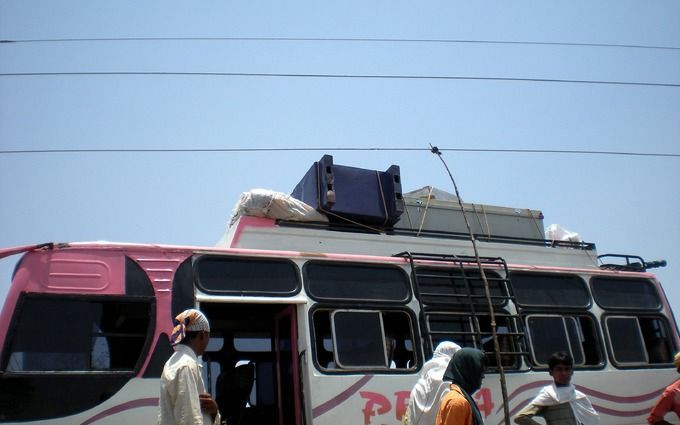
170, 309, 211, 346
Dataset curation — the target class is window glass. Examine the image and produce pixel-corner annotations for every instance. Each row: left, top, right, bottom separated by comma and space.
605, 316, 675, 366
606, 317, 647, 364
511, 273, 590, 307
565, 318, 585, 365
195, 256, 300, 296
312, 309, 416, 371
416, 268, 506, 306
591, 278, 660, 310
527, 316, 569, 366
526, 315, 601, 367
305, 262, 409, 302
332, 311, 386, 368
640, 318, 676, 364
5, 296, 152, 372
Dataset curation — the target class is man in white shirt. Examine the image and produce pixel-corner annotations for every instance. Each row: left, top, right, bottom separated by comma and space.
159, 309, 221, 425
514, 352, 599, 425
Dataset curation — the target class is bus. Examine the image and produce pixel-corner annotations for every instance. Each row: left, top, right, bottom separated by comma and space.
0, 158, 678, 425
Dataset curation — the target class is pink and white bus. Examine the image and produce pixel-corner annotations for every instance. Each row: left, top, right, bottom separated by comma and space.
0, 212, 677, 425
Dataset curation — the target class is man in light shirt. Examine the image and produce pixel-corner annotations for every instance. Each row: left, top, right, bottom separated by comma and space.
159, 309, 221, 425
514, 352, 599, 425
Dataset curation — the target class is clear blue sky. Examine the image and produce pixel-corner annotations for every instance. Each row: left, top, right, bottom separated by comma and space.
1, 2, 679, 312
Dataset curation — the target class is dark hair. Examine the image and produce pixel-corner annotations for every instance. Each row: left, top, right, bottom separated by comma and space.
548, 351, 573, 370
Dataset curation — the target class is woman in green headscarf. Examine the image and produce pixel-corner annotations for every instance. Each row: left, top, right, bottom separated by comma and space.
436, 347, 486, 425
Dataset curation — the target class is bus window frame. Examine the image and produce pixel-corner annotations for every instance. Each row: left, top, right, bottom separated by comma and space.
414, 266, 509, 308
330, 309, 388, 370
510, 272, 592, 309
602, 313, 677, 368
590, 276, 662, 311
303, 260, 412, 304
308, 304, 421, 374
523, 312, 604, 370
193, 254, 302, 297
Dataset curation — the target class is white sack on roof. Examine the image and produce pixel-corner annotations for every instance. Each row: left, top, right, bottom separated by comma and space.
229, 189, 328, 226
545, 224, 582, 243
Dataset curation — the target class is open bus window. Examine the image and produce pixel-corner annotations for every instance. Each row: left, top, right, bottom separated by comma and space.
312, 308, 416, 371
2, 295, 152, 372
526, 314, 602, 368
605, 316, 675, 366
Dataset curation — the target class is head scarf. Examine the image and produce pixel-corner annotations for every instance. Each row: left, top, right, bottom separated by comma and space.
408, 341, 462, 425
434, 341, 462, 363
443, 347, 486, 425
170, 309, 210, 346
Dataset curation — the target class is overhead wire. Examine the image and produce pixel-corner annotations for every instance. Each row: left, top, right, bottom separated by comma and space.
0, 146, 678, 157
1, 36, 679, 51
0, 71, 678, 88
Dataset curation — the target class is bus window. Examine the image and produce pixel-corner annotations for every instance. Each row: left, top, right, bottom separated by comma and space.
416, 268, 508, 307
511, 273, 590, 308
4, 295, 152, 372
426, 309, 522, 369
604, 315, 675, 366
591, 277, 661, 310
0, 294, 154, 421
195, 256, 300, 296
311, 308, 417, 371
304, 261, 410, 303
412, 265, 524, 369
526, 314, 602, 368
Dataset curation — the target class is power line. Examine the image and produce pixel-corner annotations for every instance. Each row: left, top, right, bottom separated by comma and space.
1, 36, 678, 51
1, 147, 678, 157
1, 71, 678, 87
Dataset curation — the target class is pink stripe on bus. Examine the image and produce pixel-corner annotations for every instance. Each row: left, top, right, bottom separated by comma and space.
312, 375, 374, 418
79, 397, 159, 425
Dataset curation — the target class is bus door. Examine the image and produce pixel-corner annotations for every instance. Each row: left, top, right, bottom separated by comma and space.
274, 305, 302, 425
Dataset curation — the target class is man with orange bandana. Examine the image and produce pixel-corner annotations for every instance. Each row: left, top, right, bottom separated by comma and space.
158, 309, 221, 425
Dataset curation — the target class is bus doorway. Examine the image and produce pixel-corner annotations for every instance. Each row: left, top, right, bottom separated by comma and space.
199, 302, 301, 425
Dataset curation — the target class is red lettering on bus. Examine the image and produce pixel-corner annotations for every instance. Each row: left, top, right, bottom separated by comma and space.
394, 390, 410, 420
360, 391, 391, 425
475, 387, 494, 418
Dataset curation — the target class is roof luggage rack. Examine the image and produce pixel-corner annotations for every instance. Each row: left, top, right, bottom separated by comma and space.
598, 254, 667, 271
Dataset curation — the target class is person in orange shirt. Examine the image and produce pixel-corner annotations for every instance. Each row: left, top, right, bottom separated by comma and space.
647, 352, 680, 425
435, 347, 486, 425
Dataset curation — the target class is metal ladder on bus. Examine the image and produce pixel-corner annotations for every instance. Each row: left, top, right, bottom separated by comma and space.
394, 251, 528, 366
